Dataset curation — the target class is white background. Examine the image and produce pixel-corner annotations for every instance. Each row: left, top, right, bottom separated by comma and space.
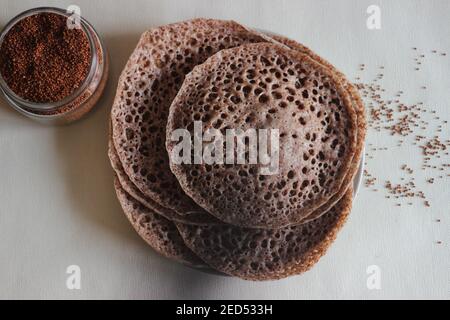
0, 0, 449, 299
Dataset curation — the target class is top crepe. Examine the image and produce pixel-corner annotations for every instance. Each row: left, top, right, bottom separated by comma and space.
167, 43, 357, 228
268, 35, 366, 223
110, 19, 266, 222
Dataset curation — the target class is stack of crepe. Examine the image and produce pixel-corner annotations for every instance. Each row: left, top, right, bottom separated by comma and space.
109, 19, 366, 280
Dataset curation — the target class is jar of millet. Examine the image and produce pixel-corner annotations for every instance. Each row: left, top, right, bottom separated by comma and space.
0, 7, 109, 125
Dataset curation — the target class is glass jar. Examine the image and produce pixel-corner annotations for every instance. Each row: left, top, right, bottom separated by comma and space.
0, 7, 109, 125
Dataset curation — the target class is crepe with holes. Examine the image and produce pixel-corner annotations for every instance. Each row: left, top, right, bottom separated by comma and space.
114, 178, 207, 267
108, 120, 220, 225
176, 188, 353, 280
268, 35, 366, 223
167, 43, 357, 228
111, 19, 267, 223
228, 30, 366, 223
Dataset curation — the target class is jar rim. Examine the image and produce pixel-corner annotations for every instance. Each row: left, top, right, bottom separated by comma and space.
0, 6, 97, 112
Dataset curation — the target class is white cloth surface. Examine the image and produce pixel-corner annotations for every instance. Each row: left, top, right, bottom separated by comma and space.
0, 0, 449, 299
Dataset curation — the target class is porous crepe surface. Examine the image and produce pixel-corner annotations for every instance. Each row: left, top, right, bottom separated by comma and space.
176, 188, 353, 280
109, 138, 177, 220
108, 125, 220, 225
270, 36, 366, 223
114, 178, 207, 267
111, 19, 266, 219
167, 43, 357, 228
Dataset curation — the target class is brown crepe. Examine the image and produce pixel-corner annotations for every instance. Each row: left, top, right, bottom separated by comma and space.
176, 188, 353, 280
109, 20, 365, 280
167, 43, 357, 228
111, 19, 267, 223
269, 36, 366, 223
114, 178, 207, 267
109, 133, 219, 225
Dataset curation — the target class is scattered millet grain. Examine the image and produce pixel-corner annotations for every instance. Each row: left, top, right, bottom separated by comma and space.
356, 46, 449, 209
